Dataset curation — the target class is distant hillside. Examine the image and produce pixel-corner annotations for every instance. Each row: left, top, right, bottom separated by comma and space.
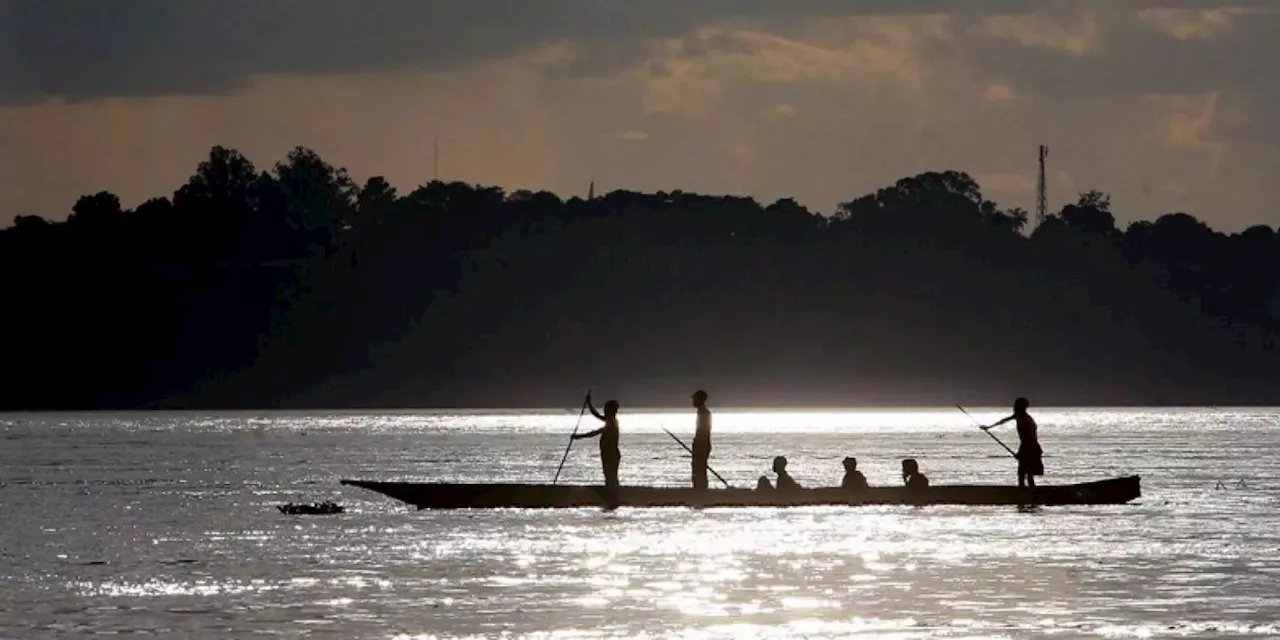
2, 146, 1277, 410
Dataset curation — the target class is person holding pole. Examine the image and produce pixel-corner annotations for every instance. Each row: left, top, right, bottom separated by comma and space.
571, 392, 622, 493
690, 389, 712, 490
982, 397, 1044, 488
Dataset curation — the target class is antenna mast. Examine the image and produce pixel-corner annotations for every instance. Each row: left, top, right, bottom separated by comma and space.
1036, 144, 1048, 228
433, 135, 440, 182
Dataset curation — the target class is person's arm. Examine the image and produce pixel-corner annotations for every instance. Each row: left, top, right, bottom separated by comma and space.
982, 414, 1015, 430
585, 394, 606, 422
572, 426, 605, 440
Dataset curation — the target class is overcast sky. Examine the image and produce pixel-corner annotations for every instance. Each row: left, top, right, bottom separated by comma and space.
2, 0, 1277, 230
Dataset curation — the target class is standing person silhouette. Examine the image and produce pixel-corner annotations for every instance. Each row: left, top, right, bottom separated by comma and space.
690, 389, 712, 490
572, 393, 621, 494
983, 397, 1044, 488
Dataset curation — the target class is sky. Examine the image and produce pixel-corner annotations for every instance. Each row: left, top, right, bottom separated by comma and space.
2, 0, 1277, 231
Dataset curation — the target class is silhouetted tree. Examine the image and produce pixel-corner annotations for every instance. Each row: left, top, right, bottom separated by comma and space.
67, 191, 124, 226
357, 176, 397, 221
1061, 190, 1118, 238
271, 146, 358, 256
3, 144, 1280, 410
12, 214, 49, 230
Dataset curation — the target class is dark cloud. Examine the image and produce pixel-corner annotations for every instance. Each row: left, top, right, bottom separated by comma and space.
958, 6, 1280, 145
4, 0, 1277, 155
966, 8, 1277, 95
1, 0, 1061, 103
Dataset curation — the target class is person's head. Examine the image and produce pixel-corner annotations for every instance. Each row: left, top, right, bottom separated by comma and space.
691, 389, 708, 408
901, 458, 919, 477
1014, 397, 1029, 413
772, 455, 788, 474
604, 400, 620, 417
843, 457, 858, 472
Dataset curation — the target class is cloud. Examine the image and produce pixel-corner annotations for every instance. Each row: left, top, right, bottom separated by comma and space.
0, 0, 1067, 104
973, 11, 1101, 55
1136, 5, 1261, 40
979, 172, 1037, 194
628, 15, 958, 118
961, 3, 1279, 102
760, 104, 799, 119
614, 130, 651, 142
1143, 93, 1221, 149
982, 80, 1021, 103
4, 0, 1280, 233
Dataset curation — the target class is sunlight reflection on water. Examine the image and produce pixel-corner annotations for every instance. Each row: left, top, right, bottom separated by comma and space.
1, 408, 1278, 637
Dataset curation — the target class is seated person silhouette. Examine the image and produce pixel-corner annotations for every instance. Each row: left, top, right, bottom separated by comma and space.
901, 458, 929, 490
771, 455, 803, 491
841, 457, 868, 490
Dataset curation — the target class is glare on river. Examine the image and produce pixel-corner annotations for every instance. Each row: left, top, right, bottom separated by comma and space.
1, 407, 1278, 638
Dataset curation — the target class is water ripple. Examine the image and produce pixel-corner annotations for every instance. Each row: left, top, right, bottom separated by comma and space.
1, 408, 1278, 638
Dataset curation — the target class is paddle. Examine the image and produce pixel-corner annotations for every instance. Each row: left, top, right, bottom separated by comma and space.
955, 404, 1018, 459
552, 388, 591, 485
660, 426, 733, 489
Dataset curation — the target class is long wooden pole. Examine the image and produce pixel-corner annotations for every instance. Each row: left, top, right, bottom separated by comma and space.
552, 389, 591, 484
955, 404, 1017, 459
661, 427, 733, 489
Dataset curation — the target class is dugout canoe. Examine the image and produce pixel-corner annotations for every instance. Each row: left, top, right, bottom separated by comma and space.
339, 474, 1141, 509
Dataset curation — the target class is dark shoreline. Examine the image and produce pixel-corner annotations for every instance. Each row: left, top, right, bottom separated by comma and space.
8, 147, 1280, 415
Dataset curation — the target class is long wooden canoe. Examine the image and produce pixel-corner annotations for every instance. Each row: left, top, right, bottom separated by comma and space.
340, 475, 1141, 509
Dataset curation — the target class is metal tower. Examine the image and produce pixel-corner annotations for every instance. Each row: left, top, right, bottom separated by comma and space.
1036, 145, 1048, 228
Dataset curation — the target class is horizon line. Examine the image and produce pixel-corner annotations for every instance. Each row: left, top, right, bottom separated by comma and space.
1, 404, 1260, 415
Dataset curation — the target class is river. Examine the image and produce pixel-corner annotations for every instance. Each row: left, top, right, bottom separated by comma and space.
1, 407, 1276, 638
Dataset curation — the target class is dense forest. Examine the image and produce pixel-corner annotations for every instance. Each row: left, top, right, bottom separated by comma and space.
2, 145, 1278, 410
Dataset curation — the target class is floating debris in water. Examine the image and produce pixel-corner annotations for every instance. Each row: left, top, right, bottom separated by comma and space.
277, 501, 343, 515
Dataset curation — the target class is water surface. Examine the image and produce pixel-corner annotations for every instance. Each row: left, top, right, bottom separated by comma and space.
1, 407, 1276, 638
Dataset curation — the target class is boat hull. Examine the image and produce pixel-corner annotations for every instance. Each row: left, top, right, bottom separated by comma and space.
340, 475, 1141, 509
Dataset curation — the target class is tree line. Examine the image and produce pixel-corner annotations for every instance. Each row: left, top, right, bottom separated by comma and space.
2, 145, 1277, 410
